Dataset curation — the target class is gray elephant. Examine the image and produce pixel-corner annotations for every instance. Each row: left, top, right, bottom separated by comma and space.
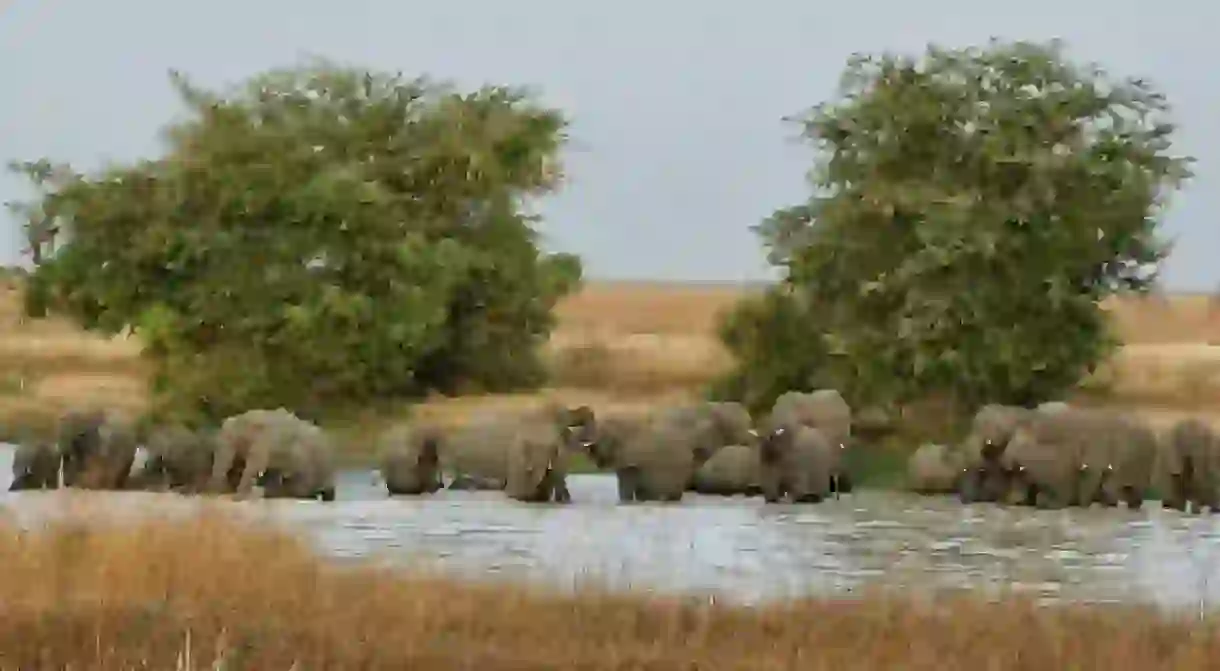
1087, 412, 1157, 510
503, 419, 575, 503
690, 443, 762, 496
378, 423, 443, 496
249, 421, 337, 501
131, 424, 219, 494
57, 409, 138, 490
1158, 417, 1220, 513
679, 401, 758, 490
1000, 408, 1107, 509
9, 440, 60, 491
767, 389, 853, 493
757, 422, 836, 503
210, 409, 336, 501
956, 404, 1034, 504
441, 403, 595, 502
586, 412, 705, 503
906, 443, 963, 495
206, 408, 294, 494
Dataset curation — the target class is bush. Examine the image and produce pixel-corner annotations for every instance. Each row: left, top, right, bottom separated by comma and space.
715, 39, 1194, 429
7, 60, 583, 423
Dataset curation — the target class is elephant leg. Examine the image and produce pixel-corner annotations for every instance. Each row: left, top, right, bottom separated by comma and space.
835, 471, 853, 494
1034, 487, 1067, 510
1121, 486, 1144, 511
318, 486, 336, 502
760, 471, 783, 503
662, 491, 683, 503
1163, 474, 1189, 511
551, 475, 572, 504
616, 468, 639, 503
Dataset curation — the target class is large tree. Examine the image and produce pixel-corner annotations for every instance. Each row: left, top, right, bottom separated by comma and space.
9, 60, 583, 423
714, 39, 1194, 417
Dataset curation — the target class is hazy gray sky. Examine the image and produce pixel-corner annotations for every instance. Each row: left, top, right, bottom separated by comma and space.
1, 1, 1215, 287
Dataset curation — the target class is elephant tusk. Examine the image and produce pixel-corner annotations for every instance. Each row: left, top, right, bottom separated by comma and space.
747, 429, 759, 437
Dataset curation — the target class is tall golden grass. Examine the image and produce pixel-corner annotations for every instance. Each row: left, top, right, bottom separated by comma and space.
2, 281, 1220, 441
0, 501, 1215, 670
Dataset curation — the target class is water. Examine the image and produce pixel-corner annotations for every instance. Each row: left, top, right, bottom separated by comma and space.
3, 444, 1220, 609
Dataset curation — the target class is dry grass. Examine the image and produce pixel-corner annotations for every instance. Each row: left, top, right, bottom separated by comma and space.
0, 502, 1214, 670
3, 281, 1220, 441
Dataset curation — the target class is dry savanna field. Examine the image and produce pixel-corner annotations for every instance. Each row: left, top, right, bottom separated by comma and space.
0, 501, 1214, 670
2, 279, 1220, 443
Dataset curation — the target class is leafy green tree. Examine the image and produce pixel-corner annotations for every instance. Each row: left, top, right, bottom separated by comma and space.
8, 60, 582, 423
715, 39, 1194, 419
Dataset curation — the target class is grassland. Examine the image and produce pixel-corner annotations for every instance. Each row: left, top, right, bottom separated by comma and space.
0, 501, 1213, 670
2, 278, 1220, 451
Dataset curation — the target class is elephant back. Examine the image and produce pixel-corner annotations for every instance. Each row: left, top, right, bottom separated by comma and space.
443, 415, 513, 481
378, 423, 441, 493
907, 443, 961, 493
692, 444, 758, 493
768, 390, 852, 448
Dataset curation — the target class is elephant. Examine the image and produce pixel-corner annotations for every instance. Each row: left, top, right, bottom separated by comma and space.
503, 419, 575, 503
207, 408, 295, 494
247, 420, 337, 501
1157, 417, 1220, 513
378, 423, 443, 496
586, 413, 708, 503
906, 443, 963, 495
1086, 412, 1157, 510
767, 389, 853, 493
131, 424, 219, 494
57, 409, 138, 490
676, 401, 759, 490
690, 444, 762, 496
757, 422, 836, 503
440, 403, 596, 502
9, 440, 60, 491
956, 404, 1035, 504
1000, 408, 1109, 509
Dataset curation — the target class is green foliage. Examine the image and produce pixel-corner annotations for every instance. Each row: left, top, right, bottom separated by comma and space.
8, 59, 582, 423
716, 39, 1194, 420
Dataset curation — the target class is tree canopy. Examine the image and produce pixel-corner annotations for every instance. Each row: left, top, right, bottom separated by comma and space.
8, 60, 583, 423
713, 39, 1194, 417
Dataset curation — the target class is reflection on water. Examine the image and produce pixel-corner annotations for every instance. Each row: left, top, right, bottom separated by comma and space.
3, 444, 1220, 609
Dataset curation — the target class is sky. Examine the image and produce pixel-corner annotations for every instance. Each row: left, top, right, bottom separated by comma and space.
0, 0, 1216, 289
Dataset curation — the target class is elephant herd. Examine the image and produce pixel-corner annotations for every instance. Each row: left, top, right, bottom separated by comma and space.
17, 393, 1208, 513
8, 390, 859, 505
10, 407, 337, 500
380, 390, 856, 503
905, 402, 1220, 512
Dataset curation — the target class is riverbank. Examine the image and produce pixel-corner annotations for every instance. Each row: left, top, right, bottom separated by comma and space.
0, 507, 1214, 670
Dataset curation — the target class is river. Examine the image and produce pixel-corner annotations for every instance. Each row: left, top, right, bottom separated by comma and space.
3, 444, 1220, 609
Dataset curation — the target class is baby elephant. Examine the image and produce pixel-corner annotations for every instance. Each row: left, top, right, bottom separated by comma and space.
378, 423, 443, 496
9, 441, 61, 491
